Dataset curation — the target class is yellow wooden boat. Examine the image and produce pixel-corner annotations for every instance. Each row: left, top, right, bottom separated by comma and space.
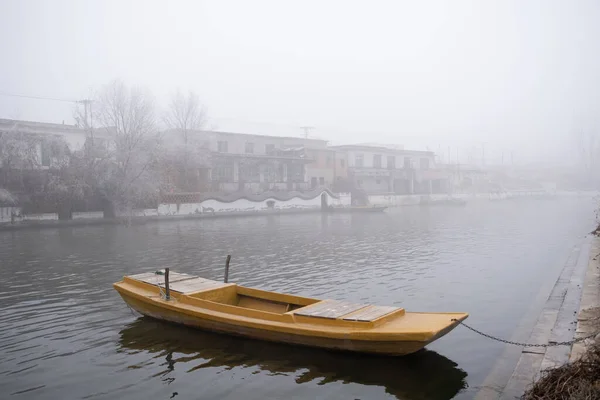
113, 271, 468, 356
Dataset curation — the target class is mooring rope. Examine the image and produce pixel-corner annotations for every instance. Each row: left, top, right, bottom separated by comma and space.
154, 270, 168, 300
452, 319, 597, 347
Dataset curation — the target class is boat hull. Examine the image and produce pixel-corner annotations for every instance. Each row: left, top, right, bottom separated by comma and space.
114, 271, 467, 356
119, 292, 444, 356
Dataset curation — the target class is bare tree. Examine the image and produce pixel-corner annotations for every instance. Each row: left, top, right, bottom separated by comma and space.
41, 151, 89, 220
162, 90, 210, 192
164, 90, 207, 143
0, 131, 40, 173
94, 80, 161, 219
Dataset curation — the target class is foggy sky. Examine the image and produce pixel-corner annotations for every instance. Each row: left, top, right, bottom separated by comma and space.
1, 0, 600, 166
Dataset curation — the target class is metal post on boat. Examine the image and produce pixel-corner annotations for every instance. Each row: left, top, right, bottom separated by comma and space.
224, 255, 231, 283
164, 268, 171, 300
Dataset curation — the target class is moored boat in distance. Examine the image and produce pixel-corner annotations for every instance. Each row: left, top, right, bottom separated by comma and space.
114, 270, 468, 356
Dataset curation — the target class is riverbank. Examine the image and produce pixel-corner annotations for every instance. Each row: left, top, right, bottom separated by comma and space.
0, 208, 326, 231
522, 235, 600, 399
486, 235, 600, 399
2, 190, 596, 232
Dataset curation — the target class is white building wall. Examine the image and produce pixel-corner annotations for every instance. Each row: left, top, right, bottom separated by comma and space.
156, 191, 349, 215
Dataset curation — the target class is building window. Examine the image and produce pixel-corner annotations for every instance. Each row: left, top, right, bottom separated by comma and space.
420, 158, 430, 170
311, 177, 317, 188
265, 164, 283, 182
340, 159, 345, 168
387, 156, 395, 169
245, 142, 254, 154
373, 154, 382, 168
376, 179, 381, 184
319, 177, 325, 185
85, 136, 109, 152
213, 161, 234, 182
265, 144, 275, 154
217, 141, 228, 153
355, 154, 364, 167
404, 157, 411, 169
240, 164, 260, 182
326, 155, 332, 166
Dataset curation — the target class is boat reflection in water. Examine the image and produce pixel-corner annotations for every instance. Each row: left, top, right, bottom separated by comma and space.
118, 318, 468, 400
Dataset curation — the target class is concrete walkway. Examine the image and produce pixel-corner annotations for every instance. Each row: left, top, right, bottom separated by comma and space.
570, 237, 600, 361
476, 236, 594, 399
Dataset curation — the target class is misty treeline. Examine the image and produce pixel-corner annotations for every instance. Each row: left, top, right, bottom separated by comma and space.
576, 129, 600, 186
0, 80, 209, 219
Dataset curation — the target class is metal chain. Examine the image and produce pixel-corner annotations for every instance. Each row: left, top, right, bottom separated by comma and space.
452, 319, 598, 347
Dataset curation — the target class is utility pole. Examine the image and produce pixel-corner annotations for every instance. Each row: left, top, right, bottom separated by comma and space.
77, 99, 94, 144
300, 126, 314, 139
481, 143, 486, 166
77, 99, 93, 127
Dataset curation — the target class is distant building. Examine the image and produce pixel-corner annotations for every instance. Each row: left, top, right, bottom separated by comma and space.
442, 163, 492, 192
304, 147, 337, 189
0, 118, 113, 170
179, 130, 334, 193
0, 119, 83, 169
329, 144, 449, 194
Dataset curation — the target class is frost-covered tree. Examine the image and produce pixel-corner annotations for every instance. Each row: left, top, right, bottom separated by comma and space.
164, 90, 207, 143
0, 129, 69, 192
162, 90, 210, 192
93, 80, 161, 218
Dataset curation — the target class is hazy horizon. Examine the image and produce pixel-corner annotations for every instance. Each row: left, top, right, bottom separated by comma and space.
2, 0, 600, 167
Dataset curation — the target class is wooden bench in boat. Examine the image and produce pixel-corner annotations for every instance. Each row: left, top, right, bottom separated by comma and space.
128, 272, 229, 294
293, 299, 401, 322
342, 305, 400, 322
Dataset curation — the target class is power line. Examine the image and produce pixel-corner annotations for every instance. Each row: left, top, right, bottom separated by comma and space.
0, 91, 78, 103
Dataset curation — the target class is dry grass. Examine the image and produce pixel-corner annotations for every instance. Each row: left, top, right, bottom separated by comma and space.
522, 343, 600, 400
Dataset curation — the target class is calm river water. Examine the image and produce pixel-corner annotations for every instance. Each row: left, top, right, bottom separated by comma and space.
0, 196, 597, 399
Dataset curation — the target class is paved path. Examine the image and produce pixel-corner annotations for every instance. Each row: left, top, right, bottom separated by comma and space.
476, 236, 593, 399
570, 237, 600, 361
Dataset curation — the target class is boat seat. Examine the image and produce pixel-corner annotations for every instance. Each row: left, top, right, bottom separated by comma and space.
293, 299, 368, 319
129, 272, 228, 294
128, 271, 196, 285
293, 299, 400, 322
167, 277, 229, 293
342, 305, 400, 322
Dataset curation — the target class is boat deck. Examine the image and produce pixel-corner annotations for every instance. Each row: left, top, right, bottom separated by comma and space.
129, 271, 229, 294
293, 299, 400, 322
